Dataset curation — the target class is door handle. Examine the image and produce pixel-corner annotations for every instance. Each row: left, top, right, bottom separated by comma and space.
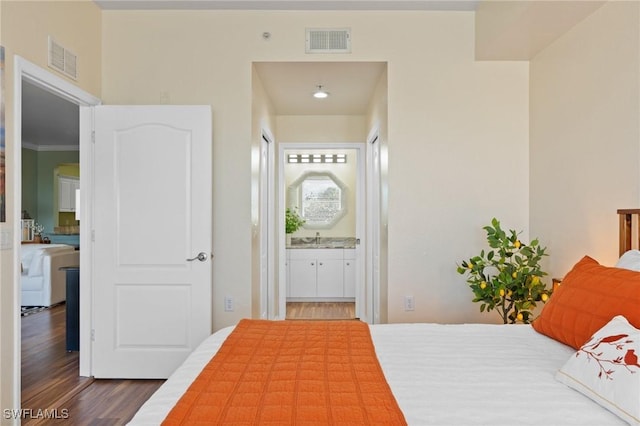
187, 252, 208, 262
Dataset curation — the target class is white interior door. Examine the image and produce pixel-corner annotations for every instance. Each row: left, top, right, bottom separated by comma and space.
92, 105, 212, 378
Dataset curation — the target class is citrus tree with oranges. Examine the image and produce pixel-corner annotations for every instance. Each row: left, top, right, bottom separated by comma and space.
456, 218, 552, 324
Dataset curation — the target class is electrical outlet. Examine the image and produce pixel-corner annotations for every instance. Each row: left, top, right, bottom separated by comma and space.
224, 296, 234, 312
404, 296, 415, 311
160, 90, 171, 104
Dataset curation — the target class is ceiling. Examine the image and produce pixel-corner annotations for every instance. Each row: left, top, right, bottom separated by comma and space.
255, 62, 386, 115
22, 80, 79, 150
475, 0, 606, 60
23, 0, 605, 149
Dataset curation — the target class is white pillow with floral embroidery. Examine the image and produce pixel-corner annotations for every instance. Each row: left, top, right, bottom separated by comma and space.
556, 315, 640, 425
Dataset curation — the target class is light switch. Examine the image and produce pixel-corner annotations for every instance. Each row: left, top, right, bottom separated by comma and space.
1, 229, 12, 250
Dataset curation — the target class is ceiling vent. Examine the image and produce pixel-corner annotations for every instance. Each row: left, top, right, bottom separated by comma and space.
48, 37, 78, 80
306, 28, 351, 54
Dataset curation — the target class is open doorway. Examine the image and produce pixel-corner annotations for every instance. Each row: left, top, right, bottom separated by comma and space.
12, 56, 101, 411
279, 143, 365, 321
20, 77, 85, 412
253, 61, 387, 323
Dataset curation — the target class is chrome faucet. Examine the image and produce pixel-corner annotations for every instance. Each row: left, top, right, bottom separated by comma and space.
316, 232, 320, 244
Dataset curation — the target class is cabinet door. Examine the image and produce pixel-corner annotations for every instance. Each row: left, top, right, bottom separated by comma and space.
59, 177, 73, 211
317, 259, 344, 297
285, 251, 291, 298
59, 177, 79, 212
343, 258, 356, 298
289, 259, 317, 297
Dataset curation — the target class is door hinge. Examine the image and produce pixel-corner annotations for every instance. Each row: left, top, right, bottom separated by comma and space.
91, 329, 95, 341
91, 130, 95, 144
356, 238, 361, 245
91, 230, 96, 242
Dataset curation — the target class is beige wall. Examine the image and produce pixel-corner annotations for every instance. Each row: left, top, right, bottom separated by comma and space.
2, 1, 101, 96
0, 1, 101, 422
385, 41, 529, 323
102, 10, 529, 328
277, 115, 367, 143
530, 1, 640, 279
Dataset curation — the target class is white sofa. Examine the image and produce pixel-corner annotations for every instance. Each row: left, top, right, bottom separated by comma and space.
21, 244, 79, 307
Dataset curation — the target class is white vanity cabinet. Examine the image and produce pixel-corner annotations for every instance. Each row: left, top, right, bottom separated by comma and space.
289, 255, 318, 297
287, 249, 354, 299
316, 258, 344, 297
343, 249, 356, 298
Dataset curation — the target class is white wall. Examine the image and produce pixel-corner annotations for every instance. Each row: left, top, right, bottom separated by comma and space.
102, 10, 529, 328
530, 1, 640, 279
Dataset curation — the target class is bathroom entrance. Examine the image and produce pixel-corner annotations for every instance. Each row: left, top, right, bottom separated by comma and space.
279, 144, 364, 320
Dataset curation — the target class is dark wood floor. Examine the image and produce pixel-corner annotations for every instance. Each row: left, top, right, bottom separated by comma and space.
21, 304, 164, 425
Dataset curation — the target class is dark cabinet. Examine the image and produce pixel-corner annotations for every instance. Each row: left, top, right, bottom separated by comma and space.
61, 266, 80, 351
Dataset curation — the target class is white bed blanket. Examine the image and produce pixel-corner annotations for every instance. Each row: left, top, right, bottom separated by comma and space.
128, 322, 625, 425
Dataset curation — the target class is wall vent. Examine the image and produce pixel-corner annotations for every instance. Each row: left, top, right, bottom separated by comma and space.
305, 28, 351, 53
48, 37, 78, 80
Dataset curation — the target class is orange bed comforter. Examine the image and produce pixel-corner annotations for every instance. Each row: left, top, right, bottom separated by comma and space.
162, 319, 407, 425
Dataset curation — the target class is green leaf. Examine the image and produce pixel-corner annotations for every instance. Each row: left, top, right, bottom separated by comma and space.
457, 218, 549, 324
520, 247, 532, 257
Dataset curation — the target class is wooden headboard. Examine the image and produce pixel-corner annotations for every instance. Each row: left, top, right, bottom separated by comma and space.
617, 209, 640, 255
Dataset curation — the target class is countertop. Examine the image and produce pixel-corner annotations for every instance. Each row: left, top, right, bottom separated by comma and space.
287, 237, 356, 249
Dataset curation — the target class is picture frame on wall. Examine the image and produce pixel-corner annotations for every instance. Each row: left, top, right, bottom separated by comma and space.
0, 45, 5, 223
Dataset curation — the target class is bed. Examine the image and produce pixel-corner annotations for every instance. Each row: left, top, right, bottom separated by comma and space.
128, 214, 640, 425
129, 322, 629, 425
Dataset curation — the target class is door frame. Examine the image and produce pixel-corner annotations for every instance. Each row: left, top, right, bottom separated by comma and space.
12, 56, 101, 401
366, 127, 381, 324
277, 142, 366, 321
260, 128, 276, 319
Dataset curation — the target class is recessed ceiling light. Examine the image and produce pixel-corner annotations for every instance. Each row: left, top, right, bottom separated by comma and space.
313, 85, 329, 99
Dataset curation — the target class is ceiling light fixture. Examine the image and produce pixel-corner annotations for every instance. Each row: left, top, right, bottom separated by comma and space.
313, 85, 329, 99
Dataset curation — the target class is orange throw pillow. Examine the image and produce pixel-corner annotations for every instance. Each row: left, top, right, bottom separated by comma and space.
532, 256, 640, 349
